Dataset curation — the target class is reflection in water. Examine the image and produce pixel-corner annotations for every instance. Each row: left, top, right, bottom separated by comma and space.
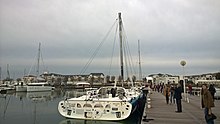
59, 119, 141, 124
0, 89, 64, 124
59, 119, 123, 124
0, 95, 11, 119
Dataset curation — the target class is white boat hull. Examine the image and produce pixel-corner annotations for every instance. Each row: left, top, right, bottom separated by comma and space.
16, 86, 27, 92
58, 100, 132, 121
26, 86, 53, 92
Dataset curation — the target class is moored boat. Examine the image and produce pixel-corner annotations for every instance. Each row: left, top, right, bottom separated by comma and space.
24, 43, 54, 92
58, 13, 146, 121
75, 82, 91, 89
58, 86, 144, 121
15, 82, 27, 92
26, 82, 53, 92
0, 87, 15, 94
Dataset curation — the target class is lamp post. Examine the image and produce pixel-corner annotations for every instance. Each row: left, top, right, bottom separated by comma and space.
180, 60, 186, 101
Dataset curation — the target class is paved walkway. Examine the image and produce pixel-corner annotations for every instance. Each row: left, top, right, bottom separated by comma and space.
142, 91, 220, 124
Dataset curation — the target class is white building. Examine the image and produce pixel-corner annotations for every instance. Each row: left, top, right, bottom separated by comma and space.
149, 73, 179, 84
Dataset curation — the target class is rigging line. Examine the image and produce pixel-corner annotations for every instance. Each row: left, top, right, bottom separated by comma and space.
108, 23, 119, 75
28, 53, 37, 76
123, 39, 129, 79
3, 95, 11, 118
122, 24, 136, 75
120, 24, 129, 79
121, 27, 130, 78
122, 26, 133, 76
123, 37, 133, 79
40, 47, 47, 73
80, 19, 118, 75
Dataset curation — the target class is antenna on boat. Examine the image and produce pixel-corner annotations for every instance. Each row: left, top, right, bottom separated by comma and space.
118, 12, 124, 86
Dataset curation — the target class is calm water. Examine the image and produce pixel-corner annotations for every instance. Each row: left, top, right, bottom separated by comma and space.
0, 89, 142, 124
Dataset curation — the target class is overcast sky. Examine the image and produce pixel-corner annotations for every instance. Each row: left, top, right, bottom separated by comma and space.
0, 0, 220, 79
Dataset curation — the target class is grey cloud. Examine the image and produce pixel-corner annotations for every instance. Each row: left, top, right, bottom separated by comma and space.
0, 0, 220, 79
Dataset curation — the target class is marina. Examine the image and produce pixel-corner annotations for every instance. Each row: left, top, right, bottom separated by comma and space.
1, 1, 220, 124
1, 86, 220, 124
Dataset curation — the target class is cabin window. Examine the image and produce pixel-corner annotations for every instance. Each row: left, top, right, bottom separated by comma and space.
85, 112, 92, 118
112, 108, 118, 111
105, 104, 111, 108
83, 104, 92, 108
94, 104, 103, 108
77, 103, 81, 108
69, 103, 75, 107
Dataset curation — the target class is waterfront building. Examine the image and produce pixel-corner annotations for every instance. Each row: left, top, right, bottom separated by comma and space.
185, 72, 220, 87
148, 73, 179, 85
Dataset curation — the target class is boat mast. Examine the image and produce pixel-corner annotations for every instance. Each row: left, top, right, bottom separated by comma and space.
138, 40, 142, 81
0, 66, 1, 81
118, 13, 124, 85
6, 64, 10, 80
36, 42, 41, 77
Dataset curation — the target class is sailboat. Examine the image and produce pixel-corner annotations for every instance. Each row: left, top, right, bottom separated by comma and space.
26, 43, 54, 92
0, 64, 15, 94
16, 43, 53, 92
58, 13, 146, 121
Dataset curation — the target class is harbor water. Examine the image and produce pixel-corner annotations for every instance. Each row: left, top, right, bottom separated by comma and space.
0, 89, 144, 124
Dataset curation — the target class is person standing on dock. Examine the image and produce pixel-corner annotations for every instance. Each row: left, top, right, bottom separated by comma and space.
201, 84, 215, 124
188, 83, 193, 95
208, 84, 216, 101
170, 85, 175, 104
164, 84, 170, 104
174, 83, 182, 113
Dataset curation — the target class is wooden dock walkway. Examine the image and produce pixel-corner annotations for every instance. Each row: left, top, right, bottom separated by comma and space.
142, 91, 220, 124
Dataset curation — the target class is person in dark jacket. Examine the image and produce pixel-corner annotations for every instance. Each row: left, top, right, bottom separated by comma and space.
174, 83, 182, 113
201, 84, 215, 124
208, 84, 216, 101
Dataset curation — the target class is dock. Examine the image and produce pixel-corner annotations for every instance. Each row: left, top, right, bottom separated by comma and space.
142, 91, 220, 124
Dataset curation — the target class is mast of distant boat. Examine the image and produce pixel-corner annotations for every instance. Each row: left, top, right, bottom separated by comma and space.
118, 13, 124, 86
0, 66, 1, 81
138, 40, 142, 81
6, 64, 10, 80
36, 43, 41, 77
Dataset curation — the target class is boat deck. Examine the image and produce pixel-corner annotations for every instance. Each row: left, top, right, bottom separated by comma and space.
142, 91, 220, 124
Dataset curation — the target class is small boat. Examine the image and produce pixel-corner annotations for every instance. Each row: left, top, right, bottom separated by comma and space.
26, 82, 54, 92
15, 82, 27, 92
74, 82, 97, 91
0, 88, 7, 94
0, 87, 15, 94
25, 43, 54, 92
75, 82, 90, 88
